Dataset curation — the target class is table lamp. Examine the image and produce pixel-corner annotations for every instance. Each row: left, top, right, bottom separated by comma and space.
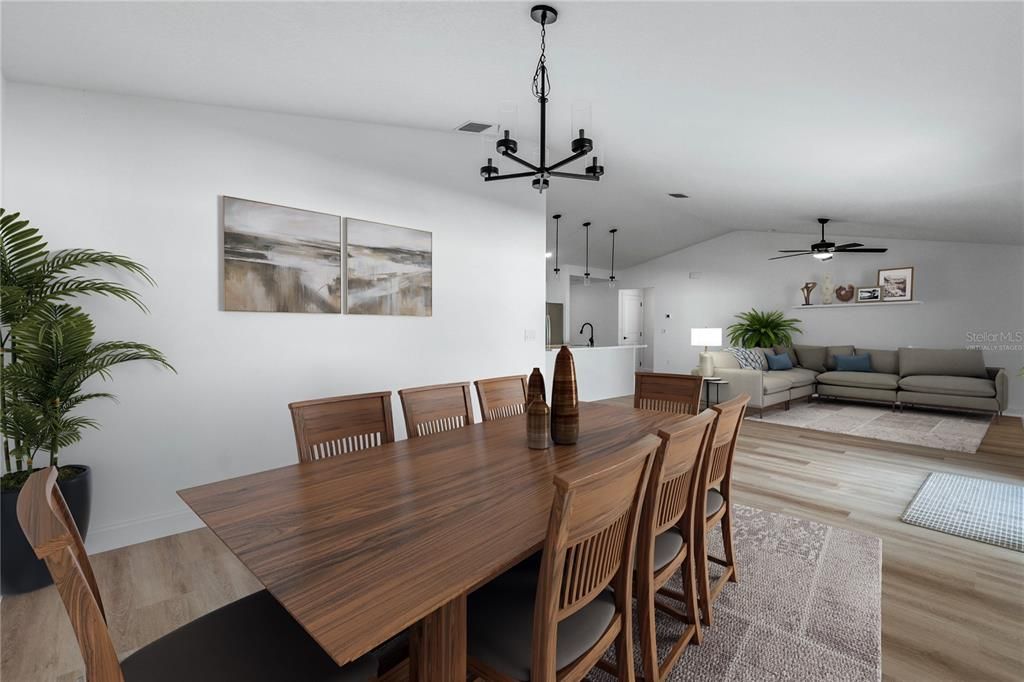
691, 327, 722, 377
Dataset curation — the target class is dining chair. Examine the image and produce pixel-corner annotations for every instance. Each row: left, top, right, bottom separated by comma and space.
289, 391, 395, 463
16, 467, 389, 682
695, 393, 750, 626
635, 409, 718, 682
634, 372, 704, 415
467, 433, 659, 682
398, 381, 475, 438
474, 375, 528, 422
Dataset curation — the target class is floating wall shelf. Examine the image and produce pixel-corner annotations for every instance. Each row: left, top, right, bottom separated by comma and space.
792, 301, 922, 310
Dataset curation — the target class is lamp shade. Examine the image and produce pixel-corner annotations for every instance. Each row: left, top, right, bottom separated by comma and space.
690, 327, 722, 348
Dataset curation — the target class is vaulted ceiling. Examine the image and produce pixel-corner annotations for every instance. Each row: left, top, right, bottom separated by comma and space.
4, 1, 1021, 268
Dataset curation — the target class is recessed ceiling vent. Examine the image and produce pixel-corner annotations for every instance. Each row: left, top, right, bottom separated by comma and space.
456, 121, 494, 133
668, 193, 689, 199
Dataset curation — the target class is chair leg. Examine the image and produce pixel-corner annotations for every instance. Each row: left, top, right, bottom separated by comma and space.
637, 561, 659, 682
616, 599, 636, 682
721, 505, 738, 584
696, 520, 713, 627
684, 547, 703, 646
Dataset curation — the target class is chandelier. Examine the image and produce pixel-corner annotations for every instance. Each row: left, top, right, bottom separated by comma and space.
479, 5, 604, 193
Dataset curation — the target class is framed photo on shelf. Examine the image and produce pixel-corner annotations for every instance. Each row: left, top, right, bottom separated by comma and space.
878, 266, 914, 301
856, 286, 882, 303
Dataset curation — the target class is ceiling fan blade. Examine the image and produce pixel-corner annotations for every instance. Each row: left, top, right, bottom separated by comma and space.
839, 248, 889, 253
834, 242, 863, 249
769, 252, 813, 260
776, 249, 814, 253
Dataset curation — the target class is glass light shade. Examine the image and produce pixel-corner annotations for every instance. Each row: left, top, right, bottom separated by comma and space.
813, 252, 833, 261
690, 327, 722, 347
583, 275, 591, 287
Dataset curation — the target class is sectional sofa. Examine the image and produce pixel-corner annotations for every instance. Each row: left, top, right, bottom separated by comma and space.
697, 345, 1008, 417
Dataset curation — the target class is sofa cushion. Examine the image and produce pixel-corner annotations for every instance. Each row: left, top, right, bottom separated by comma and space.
727, 347, 765, 370
773, 345, 799, 366
826, 345, 856, 370
762, 373, 793, 395
898, 375, 996, 398
817, 371, 900, 390
776, 367, 817, 388
835, 354, 872, 372
794, 345, 827, 372
765, 353, 794, 371
858, 348, 898, 375
706, 351, 740, 370
898, 348, 988, 379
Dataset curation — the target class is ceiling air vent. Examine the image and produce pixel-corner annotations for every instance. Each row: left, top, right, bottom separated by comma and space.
456, 121, 494, 134
668, 193, 689, 199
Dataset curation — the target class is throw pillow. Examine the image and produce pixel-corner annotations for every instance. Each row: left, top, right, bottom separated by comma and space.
826, 345, 856, 370
835, 354, 872, 372
773, 345, 799, 366
726, 347, 765, 370
765, 353, 794, 371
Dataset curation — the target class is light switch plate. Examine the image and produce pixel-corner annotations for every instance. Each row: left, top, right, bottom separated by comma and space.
524, 328, 537, 342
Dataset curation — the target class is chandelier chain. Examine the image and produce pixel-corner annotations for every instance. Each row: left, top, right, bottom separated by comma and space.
532, 21, 550, 100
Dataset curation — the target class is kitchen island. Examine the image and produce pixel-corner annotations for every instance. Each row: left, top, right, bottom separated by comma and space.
543, 344, 648, 402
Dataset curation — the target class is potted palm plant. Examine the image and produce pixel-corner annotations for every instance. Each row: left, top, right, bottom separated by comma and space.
726, 309, 803, 348
1, 209, 173, 594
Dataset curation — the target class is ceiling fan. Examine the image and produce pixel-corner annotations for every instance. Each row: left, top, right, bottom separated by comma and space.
770, 218, 888, 261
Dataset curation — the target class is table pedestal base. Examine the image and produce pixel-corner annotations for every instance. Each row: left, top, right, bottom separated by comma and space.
410, 595, 466, 682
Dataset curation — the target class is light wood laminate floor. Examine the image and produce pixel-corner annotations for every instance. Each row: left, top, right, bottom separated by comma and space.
2, 402, 1022, 681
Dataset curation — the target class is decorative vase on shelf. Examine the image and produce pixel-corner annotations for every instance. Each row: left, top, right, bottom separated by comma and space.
527, 367, 546, 404
550, 346, 579, 444
527, 397, 550, 449
835, 284, 855, 302
822, 274, 834, 304
800, 282, 817, 306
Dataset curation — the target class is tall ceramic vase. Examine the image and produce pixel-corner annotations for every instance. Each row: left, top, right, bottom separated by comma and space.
550, 346, 579, 444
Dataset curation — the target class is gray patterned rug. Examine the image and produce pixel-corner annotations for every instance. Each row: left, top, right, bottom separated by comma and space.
902, 473, 1024, 552
595, 504, 882, 681
751, 401, 991, 453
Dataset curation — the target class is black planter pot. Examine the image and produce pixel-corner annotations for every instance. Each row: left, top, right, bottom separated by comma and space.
1, 465, 92, 595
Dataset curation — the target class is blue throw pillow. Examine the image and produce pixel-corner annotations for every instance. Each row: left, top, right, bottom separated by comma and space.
765, 353, 794, 371
835, 354, 872, 372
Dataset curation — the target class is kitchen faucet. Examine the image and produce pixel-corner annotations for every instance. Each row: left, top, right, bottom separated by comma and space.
579, 322, 594, 347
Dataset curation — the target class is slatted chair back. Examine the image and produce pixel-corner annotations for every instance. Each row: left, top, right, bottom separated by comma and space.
17, 467, 125, 682
531, 434, 658, 679
647, 410, 717, 537
289, 391, 395, 463
474, 375, 528, 422
398, 382, 475, 438
634, 372, 704, 415
704, 394, 749, 488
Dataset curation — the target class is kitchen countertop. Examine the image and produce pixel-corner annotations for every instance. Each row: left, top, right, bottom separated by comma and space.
545, 344, 648, 351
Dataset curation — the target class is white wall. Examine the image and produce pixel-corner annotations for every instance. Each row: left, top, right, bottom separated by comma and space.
618, 230, 1024, 414
569, 278, 618, 347
3, 83, 546, 551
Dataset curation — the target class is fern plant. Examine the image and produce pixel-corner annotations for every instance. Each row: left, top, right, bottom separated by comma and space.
0, 209, 174, 487
726, 309, 803, 348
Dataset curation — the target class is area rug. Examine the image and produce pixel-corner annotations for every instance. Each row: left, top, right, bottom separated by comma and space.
595, 504, 882, 681
750, 400, 991, 453
901, 473, 1023, 552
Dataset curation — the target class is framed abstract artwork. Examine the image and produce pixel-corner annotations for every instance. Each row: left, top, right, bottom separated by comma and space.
878, 266, 914, 302
222, 197, 342, 313
345, 218, 432, 316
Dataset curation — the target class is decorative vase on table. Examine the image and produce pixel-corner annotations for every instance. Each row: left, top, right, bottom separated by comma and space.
527, 367, 546, 404
527, 397, 551, 449
550, 346, 579, 445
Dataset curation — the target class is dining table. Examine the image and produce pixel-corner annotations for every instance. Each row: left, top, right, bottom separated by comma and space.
178, 400, 689, 681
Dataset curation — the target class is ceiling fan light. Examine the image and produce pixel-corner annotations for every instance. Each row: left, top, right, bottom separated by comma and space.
813, 252, 833, 261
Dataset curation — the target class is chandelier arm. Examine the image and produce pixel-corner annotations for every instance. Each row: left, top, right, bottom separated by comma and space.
483, 171, 538, 182
546, 149, 588, 172
500, 152, 541, 172
549, 171, 600, 181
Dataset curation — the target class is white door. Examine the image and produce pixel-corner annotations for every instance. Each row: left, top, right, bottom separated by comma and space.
618, 290, 644, 368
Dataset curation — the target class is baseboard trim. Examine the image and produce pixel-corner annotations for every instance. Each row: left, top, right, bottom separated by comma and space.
85, 507, 204, 555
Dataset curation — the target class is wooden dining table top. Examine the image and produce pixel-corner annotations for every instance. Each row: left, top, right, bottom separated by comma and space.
177, 401, 689, 667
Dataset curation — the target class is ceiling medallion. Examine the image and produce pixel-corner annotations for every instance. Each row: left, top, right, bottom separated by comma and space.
479, 5, 604, 193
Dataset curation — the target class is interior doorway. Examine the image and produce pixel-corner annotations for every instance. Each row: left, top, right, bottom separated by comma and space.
618, 288, 645, 370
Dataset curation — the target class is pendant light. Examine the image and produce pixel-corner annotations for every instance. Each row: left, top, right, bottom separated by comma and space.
608, 228, 618, 288
583, 221, 591, 286
478, 5, 605, 193
552, 214, 562, 279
